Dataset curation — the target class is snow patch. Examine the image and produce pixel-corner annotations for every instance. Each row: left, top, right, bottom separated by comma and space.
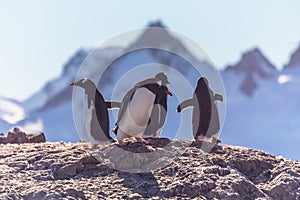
18, 118, 44, 133
277, 75, 292, 84
0, 98, 25, 124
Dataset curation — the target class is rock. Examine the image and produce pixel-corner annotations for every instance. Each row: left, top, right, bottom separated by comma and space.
7, 129, 28, 143
44, 193, 62, 199
0, 128, 46, 144
53, 162, 84, 179
65, 188, 85, 199
8, 160, 28, 170
0, 141, 300, 199
0, 135, 6, 144
27, 133, 46, 143
148, 137, 171, 148
265, 170, 300, 200
3, 193, 23, 200
182, 183, 203, 198
23, 190, 46, 200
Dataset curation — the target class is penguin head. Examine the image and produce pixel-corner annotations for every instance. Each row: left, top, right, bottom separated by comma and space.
195, 77, 210, 94
154, 73, 172, 96
70, 78, 97, 93
155, 72, 170, 86
197, 77, 209, 87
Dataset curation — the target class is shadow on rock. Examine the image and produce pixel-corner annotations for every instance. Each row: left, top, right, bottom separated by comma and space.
117, 172, 161, 198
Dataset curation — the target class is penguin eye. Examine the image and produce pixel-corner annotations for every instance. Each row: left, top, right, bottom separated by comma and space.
82, 78, 88, 83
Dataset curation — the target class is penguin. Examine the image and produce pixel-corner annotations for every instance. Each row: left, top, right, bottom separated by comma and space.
177, 77, 223, 143
111, 73, 172, 146
70, 78, 114, 143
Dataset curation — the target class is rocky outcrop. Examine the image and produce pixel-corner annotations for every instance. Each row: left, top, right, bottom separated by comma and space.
0, 128, 46, 144
0, 140, 299, 199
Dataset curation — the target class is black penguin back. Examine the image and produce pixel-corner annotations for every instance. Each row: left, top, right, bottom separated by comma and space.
193, 77, 212, 138
85, 84, 113, 142
94, 89, 112, 140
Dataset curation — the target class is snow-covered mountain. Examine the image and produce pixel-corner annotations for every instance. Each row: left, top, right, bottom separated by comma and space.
221, 45, 300, 160
0, 97, 25, 132
1, 20, 300, 160
225, 48, 278, 96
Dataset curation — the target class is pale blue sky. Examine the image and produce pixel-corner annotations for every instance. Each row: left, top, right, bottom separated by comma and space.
1, 0, 300, 101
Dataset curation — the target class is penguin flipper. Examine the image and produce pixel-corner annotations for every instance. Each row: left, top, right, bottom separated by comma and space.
177, 98, 195, 112
213, 93, 223, 102
106, 101, 121, 109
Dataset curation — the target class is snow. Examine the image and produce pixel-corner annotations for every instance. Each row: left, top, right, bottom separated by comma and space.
277, 74, 292, 84
18, 101, 78, 142
0, 97, 25, 124
23, 72, 75, 113
18, 118, 44, 133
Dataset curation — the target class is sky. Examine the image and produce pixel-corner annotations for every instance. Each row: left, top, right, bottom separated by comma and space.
0, 0, 300, 101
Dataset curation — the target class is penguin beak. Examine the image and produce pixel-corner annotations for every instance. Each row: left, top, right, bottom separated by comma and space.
70, 82, 76, 86
165, 89, 172, 96
166, 81, 171, 85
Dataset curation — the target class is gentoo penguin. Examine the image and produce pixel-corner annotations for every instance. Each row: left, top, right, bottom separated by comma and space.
177, 77, 223, 143
112, 73, 172, 146
70, 78, 114, 143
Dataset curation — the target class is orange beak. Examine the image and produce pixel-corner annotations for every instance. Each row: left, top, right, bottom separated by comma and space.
165, 89, 172, 96
70, 82, 76, 86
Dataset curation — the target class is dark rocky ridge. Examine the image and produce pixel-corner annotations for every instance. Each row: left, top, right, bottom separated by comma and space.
0, 139, 299, 200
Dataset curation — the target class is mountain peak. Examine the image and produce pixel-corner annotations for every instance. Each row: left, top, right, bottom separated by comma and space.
226, 48, 277, 96
129, 20, 190, 56
146, 19, 167, 28
284, 44, 300, 69
238, 48, 277, 76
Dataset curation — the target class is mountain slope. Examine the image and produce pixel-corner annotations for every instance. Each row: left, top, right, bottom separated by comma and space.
284, 45, 300, 69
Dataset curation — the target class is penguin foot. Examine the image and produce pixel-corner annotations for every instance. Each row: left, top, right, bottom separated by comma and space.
196, 135, 221, 144
195, 135, 211, 142
135, 137, 150, 145
117, 140, 129, 147
211, 136, 221, 144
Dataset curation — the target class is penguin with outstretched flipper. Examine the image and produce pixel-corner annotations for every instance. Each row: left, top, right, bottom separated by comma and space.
111, 73, 172, 146
71, 78, 114, 143
177, 77, 223, 143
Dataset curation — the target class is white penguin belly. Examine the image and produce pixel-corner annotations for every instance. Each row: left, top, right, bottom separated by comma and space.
119, 87, 156, 137
84, 95, 96, 142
